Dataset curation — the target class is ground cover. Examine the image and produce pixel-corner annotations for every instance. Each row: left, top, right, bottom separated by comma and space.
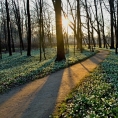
51, 50, 118, 118
0, 47, 96, 93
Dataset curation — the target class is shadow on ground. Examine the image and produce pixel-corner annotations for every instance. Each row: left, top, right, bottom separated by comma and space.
0, 69, 64, 118
0, 50, 109, 118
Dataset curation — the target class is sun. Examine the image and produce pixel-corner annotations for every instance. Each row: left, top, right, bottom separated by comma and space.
62, 16, 72, 35
62, 17, 69, 28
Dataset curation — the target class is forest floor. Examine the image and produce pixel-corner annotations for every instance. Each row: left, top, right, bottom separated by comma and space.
0, 50, 109, 118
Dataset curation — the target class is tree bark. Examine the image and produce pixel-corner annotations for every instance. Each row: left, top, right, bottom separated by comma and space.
0, 32, 2, 59
94, 0, 101, 48
115, 0, 118, 54
77, 0, 82, 52
89, 9, 96, 47
10, 22, 15, 52
1, 2, 8, 52
52, 0, 66, 61
27, 0, 31, 56
5, 0, 12, 56
109, 0, 114, 49
85, 0, 91, 49
12, 0, 24, 53
99, 0, 107, 48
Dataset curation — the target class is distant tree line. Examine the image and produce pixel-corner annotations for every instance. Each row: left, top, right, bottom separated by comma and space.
0, 0, 118, 60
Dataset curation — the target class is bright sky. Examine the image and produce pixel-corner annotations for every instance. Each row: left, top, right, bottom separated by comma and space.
3, 0, 110, 36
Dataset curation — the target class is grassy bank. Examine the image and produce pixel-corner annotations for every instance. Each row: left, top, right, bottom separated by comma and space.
51, 50, 118, 118
0, 47, 97, 93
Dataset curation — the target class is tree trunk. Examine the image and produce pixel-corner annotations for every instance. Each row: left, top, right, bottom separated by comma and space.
27, 0, 31, 56
23, 0, 28, 39
5, 0, 12, 56
39, 0, 46, 61
99, 0, 107, 48
85, 0, 90, 49
0, 32, 2, 59
89, 10, 96, 47
12, 0, 24, 53
52, 0, 66, 61
115, 0, 118, 54
3, 20, 8, 52
10, 22, 15, 52
109, 0, 114, 49
1, 2, 7, 52
94, 0, 101, 48
39, 0, 42, 61
77, 0, 82, 52
41, 16, 46, 60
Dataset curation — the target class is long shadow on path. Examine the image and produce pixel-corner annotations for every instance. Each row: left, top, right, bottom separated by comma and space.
21, 69, 64, 118
0, 50, 109, 118
0, 69, 64, 118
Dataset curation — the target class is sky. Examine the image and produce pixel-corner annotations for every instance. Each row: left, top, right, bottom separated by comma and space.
0, 0, 110, 36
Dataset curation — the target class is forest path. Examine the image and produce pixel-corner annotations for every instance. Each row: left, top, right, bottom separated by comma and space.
0, 50, 109, 118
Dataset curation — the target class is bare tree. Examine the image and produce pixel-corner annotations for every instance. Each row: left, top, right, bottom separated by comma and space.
66, 0, 77, 52
1, 2, 8, 52
109, 0, 115, 49
0, 5, 1, 58
115, 0, 118, 54
64, 0, 82, 51
52, 0, 66, 61
23, 0, 28, 38
27, 0, 31, 56
94, 0, 101, 48
44, 11, 53, 47
85, 0, 91, 49
89, 7, 96, 48
39, 0, 46, 61
99, 0, 107, 48
10, 21, 15, 52
34, 0, 46, 61
77, 0, 82, 52
12, 0, 24, 54
5, 0, 12, 56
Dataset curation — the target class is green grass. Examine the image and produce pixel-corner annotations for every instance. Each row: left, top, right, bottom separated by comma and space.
51, 50, 118, 118
0, 47, 97, 93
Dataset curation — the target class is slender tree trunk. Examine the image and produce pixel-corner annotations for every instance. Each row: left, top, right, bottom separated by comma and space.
12, 0, 24, 53
94, 0, 101, 48
109, 0, 114, 49
39, 0, 42, 61
85, 0, 90, 49
66, 0, 69, 53
1, 2, 7, 52
5, 0, 12, 56
89, 10, 96, 47
74, 0, 76, 55
23, 0, 28, 39
115, 0, 118, 54
27, 0, 31, 56
0, 32, 2, 59
42, 23, 46, 59
3, 20, 8, 52
99, 0, 107, 48
39, 0, 46, 61
41, 13, 46, 60
91, 24, 96, 47
10, 22, 15, 52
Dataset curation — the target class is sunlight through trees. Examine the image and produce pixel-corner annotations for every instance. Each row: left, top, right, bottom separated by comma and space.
0, 0, 118, 58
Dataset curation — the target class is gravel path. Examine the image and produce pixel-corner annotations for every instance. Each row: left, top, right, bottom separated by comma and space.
0, 50, 109, 118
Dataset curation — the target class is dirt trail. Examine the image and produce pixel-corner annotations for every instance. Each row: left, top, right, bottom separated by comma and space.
0, 50, 109, 118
